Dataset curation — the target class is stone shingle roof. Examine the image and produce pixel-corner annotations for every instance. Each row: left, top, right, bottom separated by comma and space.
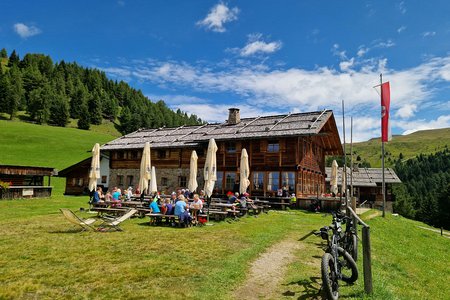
325, 167, 402, 187
102, 110, 341, 153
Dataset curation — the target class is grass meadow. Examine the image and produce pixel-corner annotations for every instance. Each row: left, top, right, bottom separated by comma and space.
0, 195, 448, 299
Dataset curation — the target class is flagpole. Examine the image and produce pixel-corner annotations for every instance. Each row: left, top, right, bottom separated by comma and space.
380, 74, 386, 218
350, 116, 355, 211
342, 100, 348, 211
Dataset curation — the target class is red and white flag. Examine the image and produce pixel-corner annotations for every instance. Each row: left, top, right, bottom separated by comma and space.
381, 81, 391, 142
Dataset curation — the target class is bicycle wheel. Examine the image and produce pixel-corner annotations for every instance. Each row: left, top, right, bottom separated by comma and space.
338, 247, 358, 284
344, 233, 358, 261
321, 253, 339, 300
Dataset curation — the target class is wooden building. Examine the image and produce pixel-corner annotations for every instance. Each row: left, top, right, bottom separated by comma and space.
325, 167, 401, 211
57, 154, 110, 195
101, 108, 342, 198
0, 165, 56, 199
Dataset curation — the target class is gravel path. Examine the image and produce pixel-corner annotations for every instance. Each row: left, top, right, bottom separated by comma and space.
233, 237, 303, 299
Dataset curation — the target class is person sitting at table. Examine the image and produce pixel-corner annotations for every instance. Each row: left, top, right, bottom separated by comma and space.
227, 191, 237, 204
170, 192, 177, 204
174, 195, 191, 227
111, 187, 122, 207
199, 190, 205, 200
104, 191, 112, 201
149, 196, 160, 213
125, 187, 133, 201
191, 194, 203, 213
163, 198, 174, 215
92, 187, 104, 206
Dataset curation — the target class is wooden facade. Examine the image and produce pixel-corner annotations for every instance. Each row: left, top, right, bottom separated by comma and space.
325, 167, 401, 211
0, 165, 56, 199
102, 109, 343, 197
58, 155, 110, 195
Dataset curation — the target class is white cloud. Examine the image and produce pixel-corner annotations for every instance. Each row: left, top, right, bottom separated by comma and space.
357, 46, 369, 57
373, 39, 395, 48
332, 44, 347, 60
238, 34, 282, 57
339, 58, 355, 72
197, 2, 239, 33
422, 31, 436, 38
99, 54, 450, 141
397, 26, 406, 33
13, 23, 42, 38
395, 103, 417, 119
397, 1, 407, 14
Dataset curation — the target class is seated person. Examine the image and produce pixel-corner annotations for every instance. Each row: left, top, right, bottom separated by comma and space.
190, 194, 203, 216
174, 195, 191, 226
111, 187, 122, 207
126, 187, 133, 201
149, 196, 160, 213
92, 187, 104, 205
227, 191, 237, 204
163, 198, 174, 215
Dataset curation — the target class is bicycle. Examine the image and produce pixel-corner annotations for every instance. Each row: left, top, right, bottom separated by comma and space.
315, 212, 358, 300
335, 211, 358, 261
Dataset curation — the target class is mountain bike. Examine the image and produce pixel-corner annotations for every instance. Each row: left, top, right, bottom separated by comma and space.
335, 211, 358, 261
316, 212, 358, 300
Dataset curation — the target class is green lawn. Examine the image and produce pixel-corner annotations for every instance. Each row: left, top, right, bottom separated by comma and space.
0, 119, 116, 170
0, 196, 448, 299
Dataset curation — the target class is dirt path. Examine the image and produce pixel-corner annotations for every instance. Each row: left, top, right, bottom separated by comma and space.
233, 237, 303, 299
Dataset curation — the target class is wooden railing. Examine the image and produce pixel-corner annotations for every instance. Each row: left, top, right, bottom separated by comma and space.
347, 206, 373, 294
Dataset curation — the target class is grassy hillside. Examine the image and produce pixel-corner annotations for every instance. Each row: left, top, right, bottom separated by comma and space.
350, 128, 450, 167
0, 119, 116, 170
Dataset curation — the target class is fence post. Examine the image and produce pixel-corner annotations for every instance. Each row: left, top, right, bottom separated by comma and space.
362, 226, 373, 294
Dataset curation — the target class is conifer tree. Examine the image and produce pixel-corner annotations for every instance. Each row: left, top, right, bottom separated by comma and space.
77, 103, 91, 130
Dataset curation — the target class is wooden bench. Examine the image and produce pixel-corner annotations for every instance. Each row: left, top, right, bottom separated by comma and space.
91, 207, 128, 217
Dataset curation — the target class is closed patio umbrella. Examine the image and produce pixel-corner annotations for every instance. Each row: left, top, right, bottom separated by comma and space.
150, 166, 157, 193
188, 150, 198, 192
88, 143, 101, 192
139, 142, 152, 194
239, 148, 250, 194
204, 138, 217, 223
203, 138, 218, 197
330, 160, 338, 195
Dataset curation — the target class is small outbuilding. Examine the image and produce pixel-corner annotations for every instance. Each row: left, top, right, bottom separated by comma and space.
0, 165, 57, 199
57, 154, 110, 195
325, 166, 402, 211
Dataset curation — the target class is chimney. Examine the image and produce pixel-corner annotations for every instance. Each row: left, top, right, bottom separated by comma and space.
228, 108, 240, 125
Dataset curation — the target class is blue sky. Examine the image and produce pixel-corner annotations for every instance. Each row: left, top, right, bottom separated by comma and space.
2, 0, 450, 141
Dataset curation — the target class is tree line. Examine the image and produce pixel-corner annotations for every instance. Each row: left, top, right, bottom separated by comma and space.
0, 48, 203, 133
392, 148, 450, 229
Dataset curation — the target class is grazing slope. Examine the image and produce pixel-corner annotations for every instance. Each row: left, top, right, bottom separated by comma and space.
0, 119, 115, 170
350, 128, 450, 167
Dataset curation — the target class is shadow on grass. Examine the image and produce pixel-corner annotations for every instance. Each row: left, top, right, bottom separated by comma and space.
281, 276, 322, 299
49, 228, 87, 234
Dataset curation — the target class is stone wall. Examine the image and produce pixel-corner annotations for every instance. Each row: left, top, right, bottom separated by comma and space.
109, 168, 205, 194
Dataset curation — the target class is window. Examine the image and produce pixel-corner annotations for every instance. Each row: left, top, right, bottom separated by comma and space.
252, 172, 264, 192
178, 176, 187, 188
72, 178, 76, 186
116, 152, 124, 159
268, 141, 279, 152
224, 172, 236, 191
77, 178, 84, 186
101, 176, 107, 184
196, 149, 205, 157
161, 177, 168, 186
216, 171, 224, 192
126, 175, 134, 187
117, 175, 124, 186
129, 151, 138, 159
267, 172, 279, 192
253, 141, 260, 152
226, 142, 236, 153
157, 150, 168, 159
281, 172, 295, 193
